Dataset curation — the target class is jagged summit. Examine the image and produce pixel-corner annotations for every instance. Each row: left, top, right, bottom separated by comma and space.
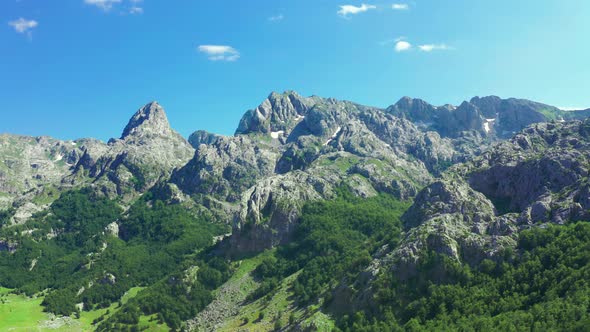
65, 101, 195, 200
393, 96, 432, 108
388, 97, 437, 123
188, 130, 221, 148
385, 95, 590, 138
235, 90, 313, 135
121, 101, 172, 139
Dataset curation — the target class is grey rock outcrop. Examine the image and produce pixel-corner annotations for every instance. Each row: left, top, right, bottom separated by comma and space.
0, 135, 83, 205
121, 101, 173, 139
171, 92, 441, 250
3, 91, 588, 256
388, 95, 590, 140
235, 91, 315, 135
381, 119, 590, 278
462, 120, 590, 224
171, 91, 590, 252
0, 102, 194, 224
172, 135, 279, 203
392, 180, 517, 275
188, 130, 221, 148
72, 101, 194, 200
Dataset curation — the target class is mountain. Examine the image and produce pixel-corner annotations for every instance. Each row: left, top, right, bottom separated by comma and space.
1, 92, 589, 331
0, 102, 193, 226
388, 95, 590, 139
317, 118, 590, 329
368, 119, 590, 278
70, 101, 194, 200
173, 91, 440, 250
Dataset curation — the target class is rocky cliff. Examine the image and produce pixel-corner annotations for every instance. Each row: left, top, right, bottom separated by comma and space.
2, 91, 590, 332
372, 118, 590, 281
0, 102, 193, 225
71, 101, 194, 201
2, 92, 587, 247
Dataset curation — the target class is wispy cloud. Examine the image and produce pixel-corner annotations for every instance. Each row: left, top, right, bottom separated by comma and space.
8, 18, 38, 34
129, 6, 143, 14
338, 4, 377, 17
395, 40, 412, 52
418, 44, 453, 52
198, 45, 240, 62
129, 0, 143, 14
380, 36, 406, 46
268, 14, 284, 22
84, 0, 122, 11
385, 37, 453, 53
391, 3, 409, 10
85, 0, 144, 14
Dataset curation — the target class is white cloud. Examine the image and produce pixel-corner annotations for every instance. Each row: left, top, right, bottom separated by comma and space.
198, 45, 240, 62
418, 44, 452, 52
379, 36, 406, 46
129, 6, 143, 14
338, 4, 377, 17
8, 18, 38, 34
395, 40, 412, 52
84, 0, 122, 11
268, 14, 284, 22
392, 3, 409, 10
389, 38, 453, 53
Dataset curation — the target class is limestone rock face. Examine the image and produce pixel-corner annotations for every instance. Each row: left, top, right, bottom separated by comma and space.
358, 109, 457, 174
462, 120, 590, 224
441, 101, 486, 136
168, 93, 440, 250
3, 91, 589, 255
72, 102, 194, 200
105, 222, 119, 237
0, 135, 82, 201
470, 96, 553, 136
0, 102, 194, 224
386, 96, 437, 125
203, 95, 436, 250
403, 180, 496, 229
121, 101, 173, 139
235, 91, 315, 135
188, 130, 221, 148
0, 134, 98, 220
170, 92, 590, 252
231, 171, 337, 251
388, 95, 590, 140
172, 135, 279, 202
387, 97, 488, 137
391, 180, 517, 273
378, 119, 590, 280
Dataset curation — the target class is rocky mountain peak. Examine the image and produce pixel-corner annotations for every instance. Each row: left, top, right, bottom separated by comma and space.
121, 101, 172, 139
235, 91, 314, 135
470, 95, 502, 107
387, 97, 436, 124
392, 96, 434, 111
188, 130, 221, 148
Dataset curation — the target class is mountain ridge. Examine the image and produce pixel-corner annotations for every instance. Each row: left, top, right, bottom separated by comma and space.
1, 91, 590, 331
2, 92, 589, 229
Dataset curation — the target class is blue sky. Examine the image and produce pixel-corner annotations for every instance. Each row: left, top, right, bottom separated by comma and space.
1, 0, 589, 140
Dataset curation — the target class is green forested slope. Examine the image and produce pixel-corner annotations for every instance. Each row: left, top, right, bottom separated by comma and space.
1, 187, 589, 331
